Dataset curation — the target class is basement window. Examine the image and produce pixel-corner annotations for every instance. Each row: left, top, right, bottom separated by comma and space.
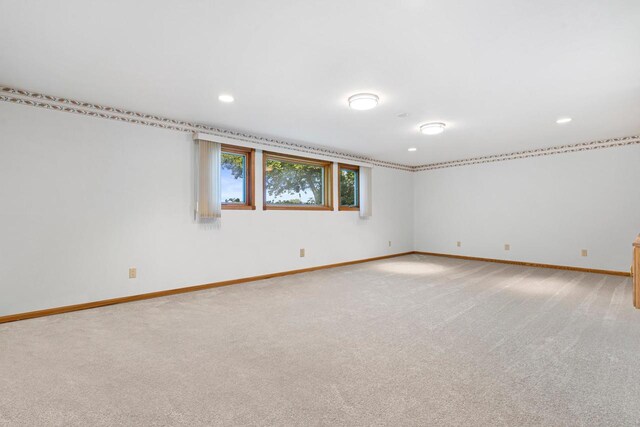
339, 164, 359, 211
221, 145, 255, 210
263, 152, 333, 210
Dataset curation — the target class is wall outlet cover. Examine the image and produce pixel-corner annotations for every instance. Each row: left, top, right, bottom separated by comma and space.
300, 248, 305, 257
129, 268, 137, 279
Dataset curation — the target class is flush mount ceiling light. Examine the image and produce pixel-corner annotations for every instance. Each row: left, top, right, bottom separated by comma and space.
348, 93, 379, 110
419, 122, 446, 135
408, 147, 417, 152
218, 94, 234, 103
556, 117, 572, 124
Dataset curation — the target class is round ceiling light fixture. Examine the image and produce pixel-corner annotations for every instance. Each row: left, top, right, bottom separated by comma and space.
348, 93, 379, 110
420, 122, 446, 135
218, 94, 234, 103
408, 147, 417, 152
556, 117, 572, 124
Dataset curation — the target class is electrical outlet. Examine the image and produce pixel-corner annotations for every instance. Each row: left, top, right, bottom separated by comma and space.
300, 248, 305, 257
504, 244, 510, 251
129, 268, 137, 279
456, 241, 461, 247
388, 241, 391, 247
581, 249, 588, 257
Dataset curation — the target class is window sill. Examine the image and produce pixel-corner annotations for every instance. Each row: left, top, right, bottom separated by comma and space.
338, 206, 360, 211
222, 205, 256, 210
263, 205, 334, 211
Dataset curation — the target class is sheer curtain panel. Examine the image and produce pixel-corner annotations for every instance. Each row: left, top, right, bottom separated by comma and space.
195, 139, 222, 223
359, 166, 372, 218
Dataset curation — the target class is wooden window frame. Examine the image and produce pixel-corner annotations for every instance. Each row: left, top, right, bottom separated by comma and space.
221, 144, 255, 210
263, 151, 333, 211
338, 163, 360, 211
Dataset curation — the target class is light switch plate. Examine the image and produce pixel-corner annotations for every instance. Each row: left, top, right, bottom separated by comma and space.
129, 267, 137, 279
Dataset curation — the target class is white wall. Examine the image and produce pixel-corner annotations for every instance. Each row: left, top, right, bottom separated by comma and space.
2, 100, 638, 317
414, 146, 640, 272
0, 103, 414, 316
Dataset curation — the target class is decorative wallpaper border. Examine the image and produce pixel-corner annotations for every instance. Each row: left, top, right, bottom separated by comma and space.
1, 86, 638, 172
413, 135, 640, 171
0, 86, 412, 171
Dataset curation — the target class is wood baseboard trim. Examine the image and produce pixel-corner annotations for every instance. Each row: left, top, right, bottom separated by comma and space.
0, 252, 413, 324
413, 251, 631, 277
1, 250, 629, 324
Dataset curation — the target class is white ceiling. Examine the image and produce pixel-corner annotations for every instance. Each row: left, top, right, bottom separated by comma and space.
1, 0, 639, 166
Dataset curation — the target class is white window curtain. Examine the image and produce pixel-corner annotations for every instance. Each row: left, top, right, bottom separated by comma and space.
195, 139, 222, 223
359, 166, 372, 218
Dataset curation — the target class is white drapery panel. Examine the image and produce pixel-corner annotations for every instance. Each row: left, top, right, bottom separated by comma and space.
359, 166, 372, 218
195, 139, 222, 222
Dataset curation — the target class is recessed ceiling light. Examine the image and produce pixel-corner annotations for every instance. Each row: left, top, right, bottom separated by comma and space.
556, 117, 572, 124
348, 93, 379, 110
218, 94, 234, 103
408, 147, 417, 152
420, 122, 446, 135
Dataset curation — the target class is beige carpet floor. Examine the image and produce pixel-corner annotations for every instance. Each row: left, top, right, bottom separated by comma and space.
1, 254, 639, 426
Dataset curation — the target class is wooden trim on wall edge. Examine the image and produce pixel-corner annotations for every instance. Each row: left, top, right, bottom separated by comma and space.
1, 250, 631, 324
413, 251, 631, 277
0, 252, 413, 324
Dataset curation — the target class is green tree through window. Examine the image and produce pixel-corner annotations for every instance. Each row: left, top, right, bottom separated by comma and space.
220, 146, 254, 209
265, 159, 324, 204
221, 152, 246, 204
263, 153, 333, 209
339, 165, 359, 208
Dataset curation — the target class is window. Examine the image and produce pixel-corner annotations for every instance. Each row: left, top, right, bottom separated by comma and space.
263, 152, 333, 210
339, 164, 359, 210
221, 145, 255, 210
